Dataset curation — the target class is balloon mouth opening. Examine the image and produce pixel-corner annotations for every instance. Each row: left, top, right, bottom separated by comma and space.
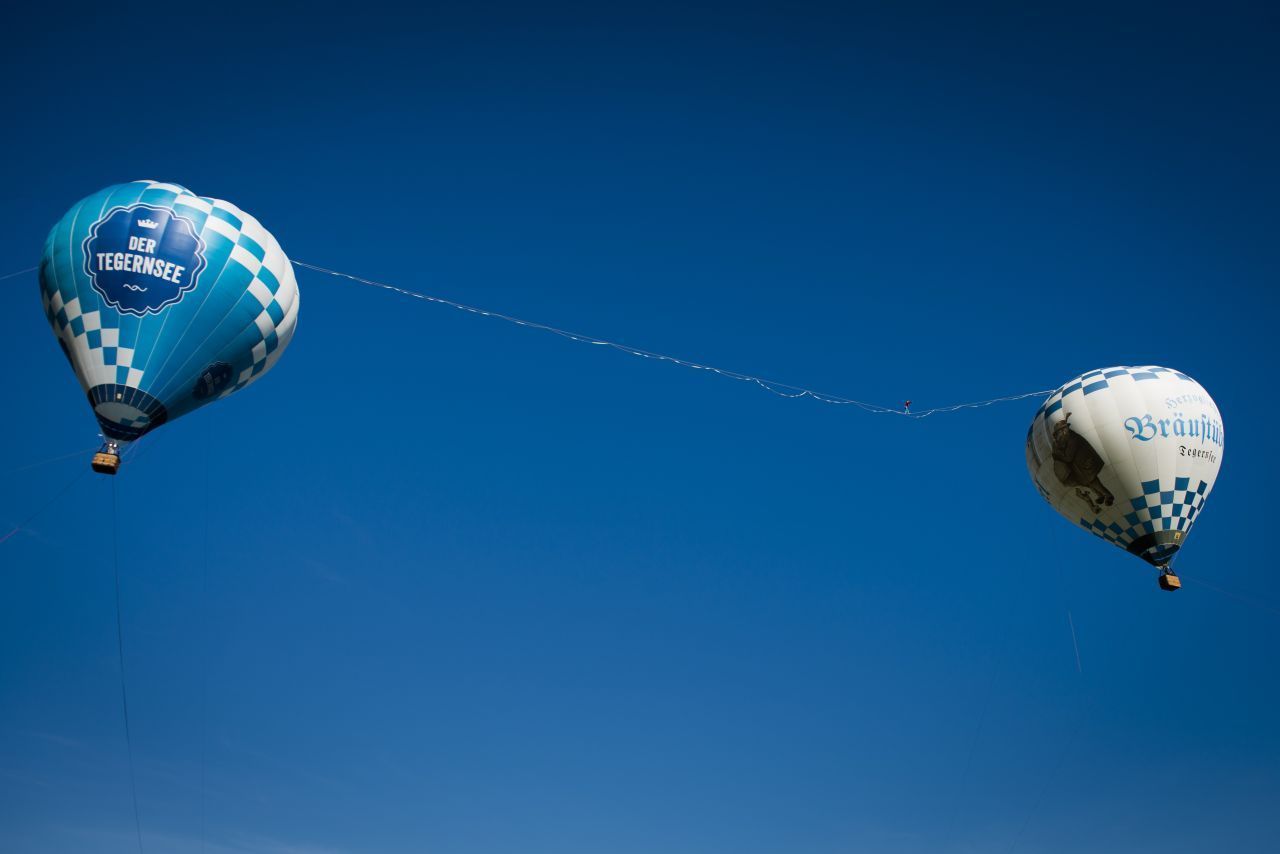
1127, 531, 1184, 568
88, 384, 168, 442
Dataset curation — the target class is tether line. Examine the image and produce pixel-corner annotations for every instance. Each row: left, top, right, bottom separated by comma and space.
111, 479, 146, 854
293, 260, 1052, 419
0, 265, 37, 282
1183, 577, 1280, 619
2, 445, 100, 477
200, 429, 210, 853
1067, 610, 1083, 673
0, 466, 89, 547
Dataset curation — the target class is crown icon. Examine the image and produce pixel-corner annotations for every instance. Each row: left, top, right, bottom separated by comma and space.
136, 218, 159, 229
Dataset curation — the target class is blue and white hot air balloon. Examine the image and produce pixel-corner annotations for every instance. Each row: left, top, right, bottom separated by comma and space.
39, 181, 298, 473
1026, 367, 1223, 590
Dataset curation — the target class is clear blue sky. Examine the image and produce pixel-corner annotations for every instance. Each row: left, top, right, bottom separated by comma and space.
2, 3, 1278, 853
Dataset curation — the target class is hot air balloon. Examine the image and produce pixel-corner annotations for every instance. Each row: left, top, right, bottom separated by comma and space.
39, 181, 298, 474
1026, 367, 1223, 590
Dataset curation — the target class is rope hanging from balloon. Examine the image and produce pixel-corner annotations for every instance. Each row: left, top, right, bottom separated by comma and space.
292, 261, 1053, 418
0, 466, 89, 545
1, 435, 154, 548
110, 479, 146, 854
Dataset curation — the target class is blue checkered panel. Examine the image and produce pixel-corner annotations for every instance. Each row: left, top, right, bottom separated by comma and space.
1076, 477, 1210, 564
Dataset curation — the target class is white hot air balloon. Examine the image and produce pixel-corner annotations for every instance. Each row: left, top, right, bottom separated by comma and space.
1026, 366, 1223, 590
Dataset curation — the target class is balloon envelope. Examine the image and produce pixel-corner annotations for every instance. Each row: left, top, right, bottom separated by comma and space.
39, 181, 298, 443
1026, 367, 1223, 569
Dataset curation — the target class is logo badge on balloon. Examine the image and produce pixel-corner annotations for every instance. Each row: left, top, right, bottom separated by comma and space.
83, 204, 207, 315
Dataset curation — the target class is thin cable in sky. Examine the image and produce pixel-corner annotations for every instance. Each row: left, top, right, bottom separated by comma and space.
1184, 578, 1280, 619
2, 445, 101, 477
0, 265, 37, 282
0, 466, 88, 546
111, 480, 146, 854
1067, 610, 1083, 673
293, 260, 1052, 418
0, 436, 153, 551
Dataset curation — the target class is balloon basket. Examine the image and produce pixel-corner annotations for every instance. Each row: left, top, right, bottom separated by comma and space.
91, 451, 120, 476
1158, 572, 1182, 592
